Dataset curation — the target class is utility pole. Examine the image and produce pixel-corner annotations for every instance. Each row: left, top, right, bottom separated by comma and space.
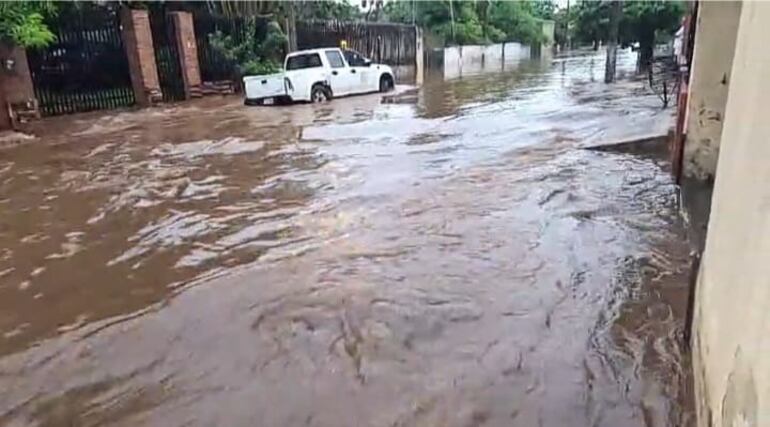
449, 0, 456, 44
565, 0, 571, 50
604, 0, 622, 83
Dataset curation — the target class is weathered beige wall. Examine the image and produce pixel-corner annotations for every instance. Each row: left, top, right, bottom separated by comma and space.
541, 20, 555, 47
683, 1, 742, 180
692, 2, 770, 427
442, 43, 530, 79
414, 27, 424, 85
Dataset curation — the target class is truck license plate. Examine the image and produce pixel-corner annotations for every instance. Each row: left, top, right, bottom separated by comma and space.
263, 97, 274, 105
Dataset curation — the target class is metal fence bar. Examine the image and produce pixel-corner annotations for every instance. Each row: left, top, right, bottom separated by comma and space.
26, 5, 135, 116
149, 11, 186, 103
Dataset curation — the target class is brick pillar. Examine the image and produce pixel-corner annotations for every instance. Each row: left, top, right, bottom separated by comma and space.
170, 12, 202, 99
0, 43, 39, 129
120, 8, 161, 106
0, 77, 9, 130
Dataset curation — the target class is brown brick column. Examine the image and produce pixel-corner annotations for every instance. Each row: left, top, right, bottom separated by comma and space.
120, 8, 161, 106
0, 78, 9, 130
170, 11, 202, 99
0, 42, 39, 129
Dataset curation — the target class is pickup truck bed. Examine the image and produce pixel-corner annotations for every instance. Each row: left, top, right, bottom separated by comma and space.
243, 73, 287, 105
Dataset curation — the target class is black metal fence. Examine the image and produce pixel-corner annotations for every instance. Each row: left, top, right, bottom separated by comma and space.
648, 56, 680, 108
150, 11, 186, 102
26, 6, 134, 116
26, 8, 419, 115
193, 17, 418, 88
297, 21, 417, 67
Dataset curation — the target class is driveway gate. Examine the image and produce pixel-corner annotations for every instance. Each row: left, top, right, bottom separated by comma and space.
150, 11, 185, 102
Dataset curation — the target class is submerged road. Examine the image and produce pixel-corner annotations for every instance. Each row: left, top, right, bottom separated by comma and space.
0, 49, 693, 426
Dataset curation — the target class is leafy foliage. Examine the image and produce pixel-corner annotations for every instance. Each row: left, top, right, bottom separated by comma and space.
295, 0, 361, 21
204, 1, 277, 20
569, 0, 684, 47
205, 0, 361, 22
552, 7, 569, 47
571, 1, 610, 46
208, 20, 287, 77
567, 0, 683, 68
0, 1, 56, 48
530, 0, 557, 20
487, 1, 545, 45
383, 0, 551, 46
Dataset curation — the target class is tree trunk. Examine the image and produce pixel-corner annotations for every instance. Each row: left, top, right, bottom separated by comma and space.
638, 30, 655, 72
0, 77, 10, 131
286, 2, 297, 52
449, 0, 456, 44
604, 0, 622, 83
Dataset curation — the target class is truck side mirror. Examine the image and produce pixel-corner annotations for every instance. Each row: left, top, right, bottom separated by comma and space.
363, 58, 372, 67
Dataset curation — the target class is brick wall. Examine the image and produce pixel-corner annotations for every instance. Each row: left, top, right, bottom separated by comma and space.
0, 43, 38, 129
0, 44, 35, 105
171, 12, 202, 98
120, 8, 161, 106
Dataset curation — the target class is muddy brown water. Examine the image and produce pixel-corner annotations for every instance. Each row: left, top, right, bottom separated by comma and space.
0, 50, 693, 426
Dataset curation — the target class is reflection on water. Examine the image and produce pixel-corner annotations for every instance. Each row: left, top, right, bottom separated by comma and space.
0, 49, 691, 426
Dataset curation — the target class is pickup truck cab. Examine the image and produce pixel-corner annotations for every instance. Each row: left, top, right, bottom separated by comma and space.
244, 48, 395, 105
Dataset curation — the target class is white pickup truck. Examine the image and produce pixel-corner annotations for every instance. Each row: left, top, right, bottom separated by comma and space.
243, 48, 395, 105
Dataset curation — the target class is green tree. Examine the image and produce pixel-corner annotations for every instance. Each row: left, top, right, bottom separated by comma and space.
0, 1, 56, 48
529, 0, 556, 20
570, 0, 683, 69
382, 0, 545, 46
487, 1, 545, 45
621, 1, 684, 69
552, 7, 569, 47
295, 0, 362, 21
383, 1, 483, 45
209, 19, 287, 77
571, 0, 610, 48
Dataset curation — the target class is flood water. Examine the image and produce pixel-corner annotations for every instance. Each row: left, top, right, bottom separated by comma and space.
0, 49, 693, 426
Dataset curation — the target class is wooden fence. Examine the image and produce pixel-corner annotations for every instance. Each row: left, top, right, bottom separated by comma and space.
296, 21, 417, 67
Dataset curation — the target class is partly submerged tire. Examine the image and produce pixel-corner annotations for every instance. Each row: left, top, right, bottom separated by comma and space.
379, 74, 394, 93
311, 85, 331, 103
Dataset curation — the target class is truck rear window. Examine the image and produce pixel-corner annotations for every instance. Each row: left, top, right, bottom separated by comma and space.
286, 53, 323, 70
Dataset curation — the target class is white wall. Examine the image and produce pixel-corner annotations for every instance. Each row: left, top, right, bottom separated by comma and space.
693, 2, 770, 427
443, 43, 531, 79
683, 1, 742, 180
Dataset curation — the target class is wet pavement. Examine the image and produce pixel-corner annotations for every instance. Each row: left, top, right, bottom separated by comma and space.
0, 49, 693, 426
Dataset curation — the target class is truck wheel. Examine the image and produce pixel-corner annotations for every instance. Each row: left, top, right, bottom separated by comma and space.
311, 85, 331, 103
379, 75, 394, 93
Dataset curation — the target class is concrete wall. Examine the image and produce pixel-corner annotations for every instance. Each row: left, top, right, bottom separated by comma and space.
683, 1, 742, 180
415, 27, 424, 85
443, 43, 531, 79
692, 2, 770, 427
541, 19, 555, 47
